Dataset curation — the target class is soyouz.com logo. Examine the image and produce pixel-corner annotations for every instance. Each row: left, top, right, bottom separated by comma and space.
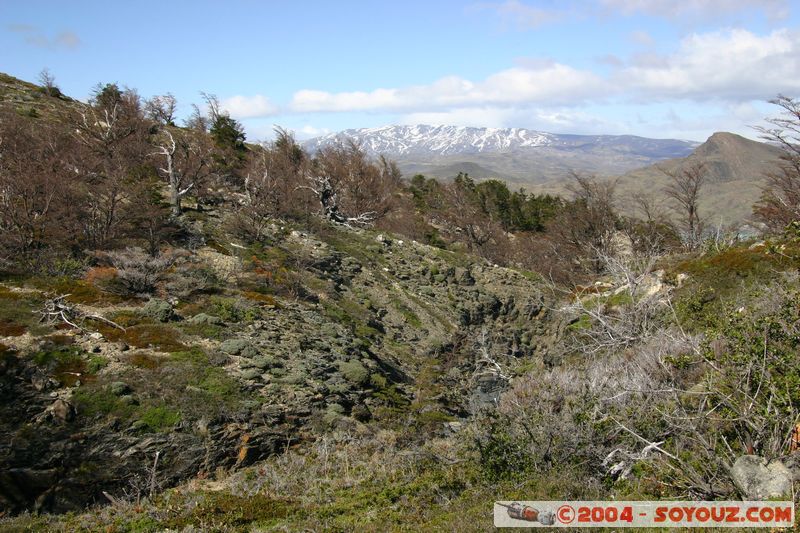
493, 501, 794, 528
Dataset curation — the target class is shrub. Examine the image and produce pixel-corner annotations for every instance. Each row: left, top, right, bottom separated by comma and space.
98, 247, 175, 297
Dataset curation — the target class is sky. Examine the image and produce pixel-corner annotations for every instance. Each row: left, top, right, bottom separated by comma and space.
2, 0, 800, 142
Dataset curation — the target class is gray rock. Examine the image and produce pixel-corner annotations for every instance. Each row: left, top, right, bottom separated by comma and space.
142, 298, 174, 322
251, 356, 276, 370
187, 313, 224, 326
219, 338, 258, 358
118, 394, 138, 406
731, 455, 792, 500
108, 382, 130, 396
241, 368, 262, 380
338, 360, 370, 385
51, 399, 75, 422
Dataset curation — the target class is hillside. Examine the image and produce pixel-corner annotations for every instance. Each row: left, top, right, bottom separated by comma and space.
3, 71, 800, 531
529, 131, 783, 227
305, 124, 699, 183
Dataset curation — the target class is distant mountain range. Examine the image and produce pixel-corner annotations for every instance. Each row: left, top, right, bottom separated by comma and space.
305, 125, 783, 226
531, 132, 784, 226
303, 124, 700, 183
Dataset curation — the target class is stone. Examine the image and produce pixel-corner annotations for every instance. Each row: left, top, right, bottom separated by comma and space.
731, 455, 792, 500
118, 394, 138, 406
241, 368, 262, 380
51, 399, 75, 422
187, 313, 224, 326
108, 381, 130, 396
455, 268, 475, 286
338, 360, 370, 386
143, 298, 174, 322
251, 356, 276, 370
219, 338, 258, 358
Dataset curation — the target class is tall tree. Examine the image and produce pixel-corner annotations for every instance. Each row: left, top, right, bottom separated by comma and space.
71, 83, 149, 246
152, 127, 213, 216
0, 109, 79, 263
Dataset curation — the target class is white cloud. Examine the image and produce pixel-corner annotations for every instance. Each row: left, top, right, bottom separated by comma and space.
223, 26, 798, 141
618, 29, 800, 100
7, 24, 81, 49
289, 62, 607, 114
399, 105, 620, 135
220, 95, 278, 118
284, 28, 800, 118
600, 0, 789, 21
629, 30, 654, 46
401, 107, 519, 128
298, 125, 331, 138
476, 0, 566, 30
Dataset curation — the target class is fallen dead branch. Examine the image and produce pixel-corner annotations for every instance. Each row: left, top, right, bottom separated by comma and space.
36, 294, 126, 332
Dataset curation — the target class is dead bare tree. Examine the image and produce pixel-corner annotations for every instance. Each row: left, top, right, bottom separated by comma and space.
303, 140, 399, 226
37, 68, 58, 97
661, 162, 706, 249
753, 95, 800, 232
37, 294, 125, 331
152, 128, 211, 216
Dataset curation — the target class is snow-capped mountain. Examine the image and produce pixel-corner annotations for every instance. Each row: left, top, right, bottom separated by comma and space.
303, 124, 698, 159
303, 124, 700, 184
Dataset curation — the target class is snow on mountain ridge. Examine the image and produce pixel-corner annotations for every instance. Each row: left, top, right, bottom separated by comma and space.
304, 124, 559, 156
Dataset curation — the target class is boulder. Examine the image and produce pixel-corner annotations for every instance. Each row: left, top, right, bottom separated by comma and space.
730, 455, 792, 500
143, 298, 174, 322
51, 399, 75, 422
338, 360, 370, 386
219, 338, 258, 358
187, 313, 223, 326
108, 381, 130, 396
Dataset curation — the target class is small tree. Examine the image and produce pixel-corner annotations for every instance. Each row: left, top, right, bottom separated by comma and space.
661, 162, 706, 248
72, 83, 149, 247
199, 92, 247, 182
551, 173, 619, 275
145, 94, 178, 126
37, 68, 60, 98
305, 140, 400, 226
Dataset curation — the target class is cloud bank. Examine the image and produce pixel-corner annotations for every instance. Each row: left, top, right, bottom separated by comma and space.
223, 28, 800, 125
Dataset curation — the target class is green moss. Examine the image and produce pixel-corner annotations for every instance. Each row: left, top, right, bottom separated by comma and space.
31, 344, 92, 387
179, 320, 226, 340
198, 371, 240, 398
0, 287, 48, 336
127, 351, 163, 369
162, 492, 294, 530
338, 360, 370, 385
86, 355, 108, 373
391, 297, 422, 328
99, 324, 186, 352
28, 276, 123, 306
208, 296, 261, 323
671, 242, 800, 330
138, 406, 181, 431
73, 386, 136, 420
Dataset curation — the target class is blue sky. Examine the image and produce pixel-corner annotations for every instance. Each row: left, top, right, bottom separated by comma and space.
2, 0, 800, 142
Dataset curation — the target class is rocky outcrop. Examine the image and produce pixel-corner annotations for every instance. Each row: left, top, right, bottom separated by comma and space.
730, 455, 793, 500
0, 224, 561, 514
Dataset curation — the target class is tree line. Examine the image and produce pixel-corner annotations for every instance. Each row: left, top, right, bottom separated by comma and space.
1, 76, 799, 284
